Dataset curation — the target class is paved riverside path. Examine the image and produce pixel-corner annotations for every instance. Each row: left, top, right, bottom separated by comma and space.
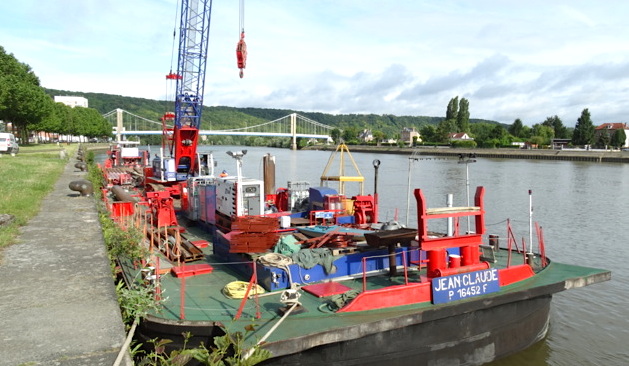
0, 158, 130, 365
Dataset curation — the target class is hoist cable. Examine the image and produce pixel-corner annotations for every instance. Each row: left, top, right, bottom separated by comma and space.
170, 0, 180, 74
239, 0, 245, 33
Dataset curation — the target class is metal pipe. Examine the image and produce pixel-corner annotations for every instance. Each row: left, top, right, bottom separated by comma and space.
373, 159, 380, 224
263, 153, 276, 196
528, 190, 533, 255
434, 261, 490, 277
406, 151, 419, 227
111, 185, 136, 202
447, 193, 454, 236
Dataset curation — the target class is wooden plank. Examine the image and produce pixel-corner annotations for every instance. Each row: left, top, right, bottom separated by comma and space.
426, 206, 480, 215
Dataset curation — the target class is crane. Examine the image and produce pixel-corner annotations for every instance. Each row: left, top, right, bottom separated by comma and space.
147, 0, 251, 223
142, 0, 215, 225
164, 0, 213, 182
152, 0, 245, 185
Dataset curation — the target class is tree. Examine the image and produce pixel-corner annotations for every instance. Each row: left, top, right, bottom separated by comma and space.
436, 118, 457, 143
508, 118, 524, 137
32, 102, 65, 141
446, 96, 459, 121
0, 46, 40, 86
457, 98, 470, 133
469, 122, 506, 147
542, 115, 569, 139
572, 108, 595, 146
372, 130, 385, 146
330, 128, 341, 144
530, 124, 555, 146
0, 46, 52, 142
528, 135, 546, 148
0, 75, 53, 142
611, 128, 627, 149
595, 129, 610, 149
419, 124, 437, 143
488, 125, 503, 139
520, 125, 532, 139
72, 106, 111, 140
341, 126, 360, 144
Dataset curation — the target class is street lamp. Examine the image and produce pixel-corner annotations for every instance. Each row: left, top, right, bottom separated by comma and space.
226, 150, 248, 215
458, 153, 476, 233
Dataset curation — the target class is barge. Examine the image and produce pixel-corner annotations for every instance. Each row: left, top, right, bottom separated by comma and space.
100, 145, 610, 365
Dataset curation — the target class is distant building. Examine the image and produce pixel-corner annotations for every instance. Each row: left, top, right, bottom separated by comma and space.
401, 127, 421, 146
54, 96, 88, 108
595, 123, 629, 147
358, 129, 373, 143
448, 132, 473, 141
551, 138, 571, 149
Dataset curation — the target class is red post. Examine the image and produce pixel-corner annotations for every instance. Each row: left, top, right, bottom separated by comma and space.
449, 254, 461, 268
155, 257, 161, 301
235, 262, 259, 320
179, 276, 186, 320
362, 257, 367, 292
402, 251, 409, 285
427, 249, 447, 277
253, 264, 261, 319
461, 245, 480, 266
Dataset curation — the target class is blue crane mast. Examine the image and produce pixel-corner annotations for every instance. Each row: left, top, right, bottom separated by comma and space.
165, 0, 213, 181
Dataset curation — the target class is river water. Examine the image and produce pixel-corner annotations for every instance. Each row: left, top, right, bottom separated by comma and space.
130, 144, 625, 365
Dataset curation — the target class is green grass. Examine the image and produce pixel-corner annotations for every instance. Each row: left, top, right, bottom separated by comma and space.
0, 143, 79, 252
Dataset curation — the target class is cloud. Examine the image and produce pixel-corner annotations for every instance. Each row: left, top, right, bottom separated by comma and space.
557, 5, 597, 28
5, 0, 629, 127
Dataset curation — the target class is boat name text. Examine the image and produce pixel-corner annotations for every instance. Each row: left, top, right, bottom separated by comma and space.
432, 268, 500, 304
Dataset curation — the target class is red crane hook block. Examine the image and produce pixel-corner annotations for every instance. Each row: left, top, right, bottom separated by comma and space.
236, 31, 247, 78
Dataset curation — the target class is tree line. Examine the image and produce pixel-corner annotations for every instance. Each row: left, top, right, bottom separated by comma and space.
4, 44, 622, 149
0, 46, 111, 143
397, 96, 624, 149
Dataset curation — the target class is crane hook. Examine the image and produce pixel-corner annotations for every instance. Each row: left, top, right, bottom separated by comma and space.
236, 31, 247, 78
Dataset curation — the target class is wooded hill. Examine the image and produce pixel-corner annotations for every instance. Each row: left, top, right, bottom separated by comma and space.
44, 88, 503, 139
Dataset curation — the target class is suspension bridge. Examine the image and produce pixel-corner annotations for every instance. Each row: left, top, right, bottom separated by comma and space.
102, 108, 334, 149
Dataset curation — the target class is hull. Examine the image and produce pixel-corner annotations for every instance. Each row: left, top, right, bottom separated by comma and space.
261, 295, 551, 366
135, 294, 551, 366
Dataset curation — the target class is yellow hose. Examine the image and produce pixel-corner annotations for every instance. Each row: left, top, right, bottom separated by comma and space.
222, 281, 266, 299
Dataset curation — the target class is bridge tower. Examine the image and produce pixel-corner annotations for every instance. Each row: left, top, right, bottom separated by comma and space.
115, 108, 124, 142
291, 113, 297, 150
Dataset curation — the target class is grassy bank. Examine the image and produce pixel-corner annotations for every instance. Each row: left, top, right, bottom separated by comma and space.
0, 144, 79, 253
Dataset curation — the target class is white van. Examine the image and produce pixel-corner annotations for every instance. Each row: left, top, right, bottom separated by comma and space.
0, 133, 19, 155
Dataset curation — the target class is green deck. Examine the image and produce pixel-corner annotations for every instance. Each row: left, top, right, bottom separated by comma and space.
120, 236, 610, 351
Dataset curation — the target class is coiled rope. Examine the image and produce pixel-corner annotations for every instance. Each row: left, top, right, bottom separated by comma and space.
258, 252, 294, 286
222, 281, 266, 299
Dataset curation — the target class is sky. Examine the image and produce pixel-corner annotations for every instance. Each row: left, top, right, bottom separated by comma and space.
2, 0, 629, 127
